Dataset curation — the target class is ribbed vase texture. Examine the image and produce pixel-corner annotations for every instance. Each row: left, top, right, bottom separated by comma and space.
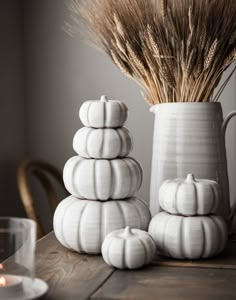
150, 103, 230, 220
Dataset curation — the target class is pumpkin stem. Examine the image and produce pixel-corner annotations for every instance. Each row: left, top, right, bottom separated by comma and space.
101, 95, 108, 102
186, 173, 195, 182
123, 226, 133, 237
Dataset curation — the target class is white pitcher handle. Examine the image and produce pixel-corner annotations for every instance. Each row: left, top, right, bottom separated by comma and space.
221, 111, 236, 134
221, 110, 236, 230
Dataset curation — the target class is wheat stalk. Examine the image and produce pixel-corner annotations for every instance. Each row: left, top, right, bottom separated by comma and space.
110, 50, 133, 78
204, 39, 218, 70
65, 0, 236, 105
160, 0, 167, 20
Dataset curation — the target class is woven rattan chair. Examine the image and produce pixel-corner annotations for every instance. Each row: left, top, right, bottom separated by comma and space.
17, 159, 66, 239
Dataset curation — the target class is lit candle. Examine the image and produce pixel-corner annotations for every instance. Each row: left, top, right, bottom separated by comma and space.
0, 275, 23, 297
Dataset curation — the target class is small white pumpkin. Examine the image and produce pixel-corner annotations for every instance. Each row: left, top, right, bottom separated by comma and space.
63, 156, 143, 200
148, 212, 227, 259
79, 95, 128, 128
73, 127, 133, 159
102, 227, 156, 269
159, 174, 220, 216
53, 196, 151, 254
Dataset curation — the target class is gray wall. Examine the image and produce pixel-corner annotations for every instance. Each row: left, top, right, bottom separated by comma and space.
0, 0, 25, 216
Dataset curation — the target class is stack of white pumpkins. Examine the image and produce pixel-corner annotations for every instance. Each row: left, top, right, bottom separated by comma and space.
53, 96, 151, 254
149, 174, 228, 259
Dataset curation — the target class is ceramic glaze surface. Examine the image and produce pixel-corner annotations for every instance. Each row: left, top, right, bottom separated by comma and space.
150, 102, 234, 220
159, 174, 220, 216
148, 212, 227, 259
73, 127, 133, 159
53, 196, 151, 254
102, 227, 156, 269
63, 156, 143, 200
79, 96, 128, 128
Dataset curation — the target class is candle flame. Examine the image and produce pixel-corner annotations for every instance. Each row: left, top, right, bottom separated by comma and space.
0, 277, 6, 287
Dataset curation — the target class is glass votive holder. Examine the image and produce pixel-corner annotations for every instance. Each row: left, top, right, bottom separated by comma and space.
0, 217, 39, 299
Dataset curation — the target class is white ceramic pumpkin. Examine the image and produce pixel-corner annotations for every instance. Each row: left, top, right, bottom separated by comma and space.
63, 156, 143, 200
79, 95, 128, 128
73, 127, 133, 159
102, 227, 156, 269
148, 212, 227, 259
53, 196, 151, 254
159, 174, 220, 216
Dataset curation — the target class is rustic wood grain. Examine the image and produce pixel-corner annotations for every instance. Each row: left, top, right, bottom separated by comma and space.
35, 233, 114, 300
4, 232, 236, 300
92, 266, 236, 300
4, 232, 114, 300
152, 240, 236, 269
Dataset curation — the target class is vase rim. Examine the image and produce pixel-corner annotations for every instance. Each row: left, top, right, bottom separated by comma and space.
150, 102, 222, 113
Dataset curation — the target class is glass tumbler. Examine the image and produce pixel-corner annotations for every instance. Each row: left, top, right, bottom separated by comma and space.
0, 217, 36, 298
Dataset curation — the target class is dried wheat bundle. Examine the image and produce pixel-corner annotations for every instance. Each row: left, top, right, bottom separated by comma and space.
65, 0, 236, 105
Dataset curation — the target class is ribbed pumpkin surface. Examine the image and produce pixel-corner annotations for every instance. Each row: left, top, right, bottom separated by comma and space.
63, 156, 143, 200
148, 212, 227, 259
79, 100, 128, 128
159, 174, 220, 216
102, 227, 156, 269
53, 196, 151, 254
73, 127, 133, 159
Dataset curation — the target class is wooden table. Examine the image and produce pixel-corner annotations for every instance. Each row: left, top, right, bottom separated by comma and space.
11, 233, 236, 299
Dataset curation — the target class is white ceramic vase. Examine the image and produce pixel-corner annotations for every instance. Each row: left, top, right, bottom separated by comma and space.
149, 102, 236, 221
